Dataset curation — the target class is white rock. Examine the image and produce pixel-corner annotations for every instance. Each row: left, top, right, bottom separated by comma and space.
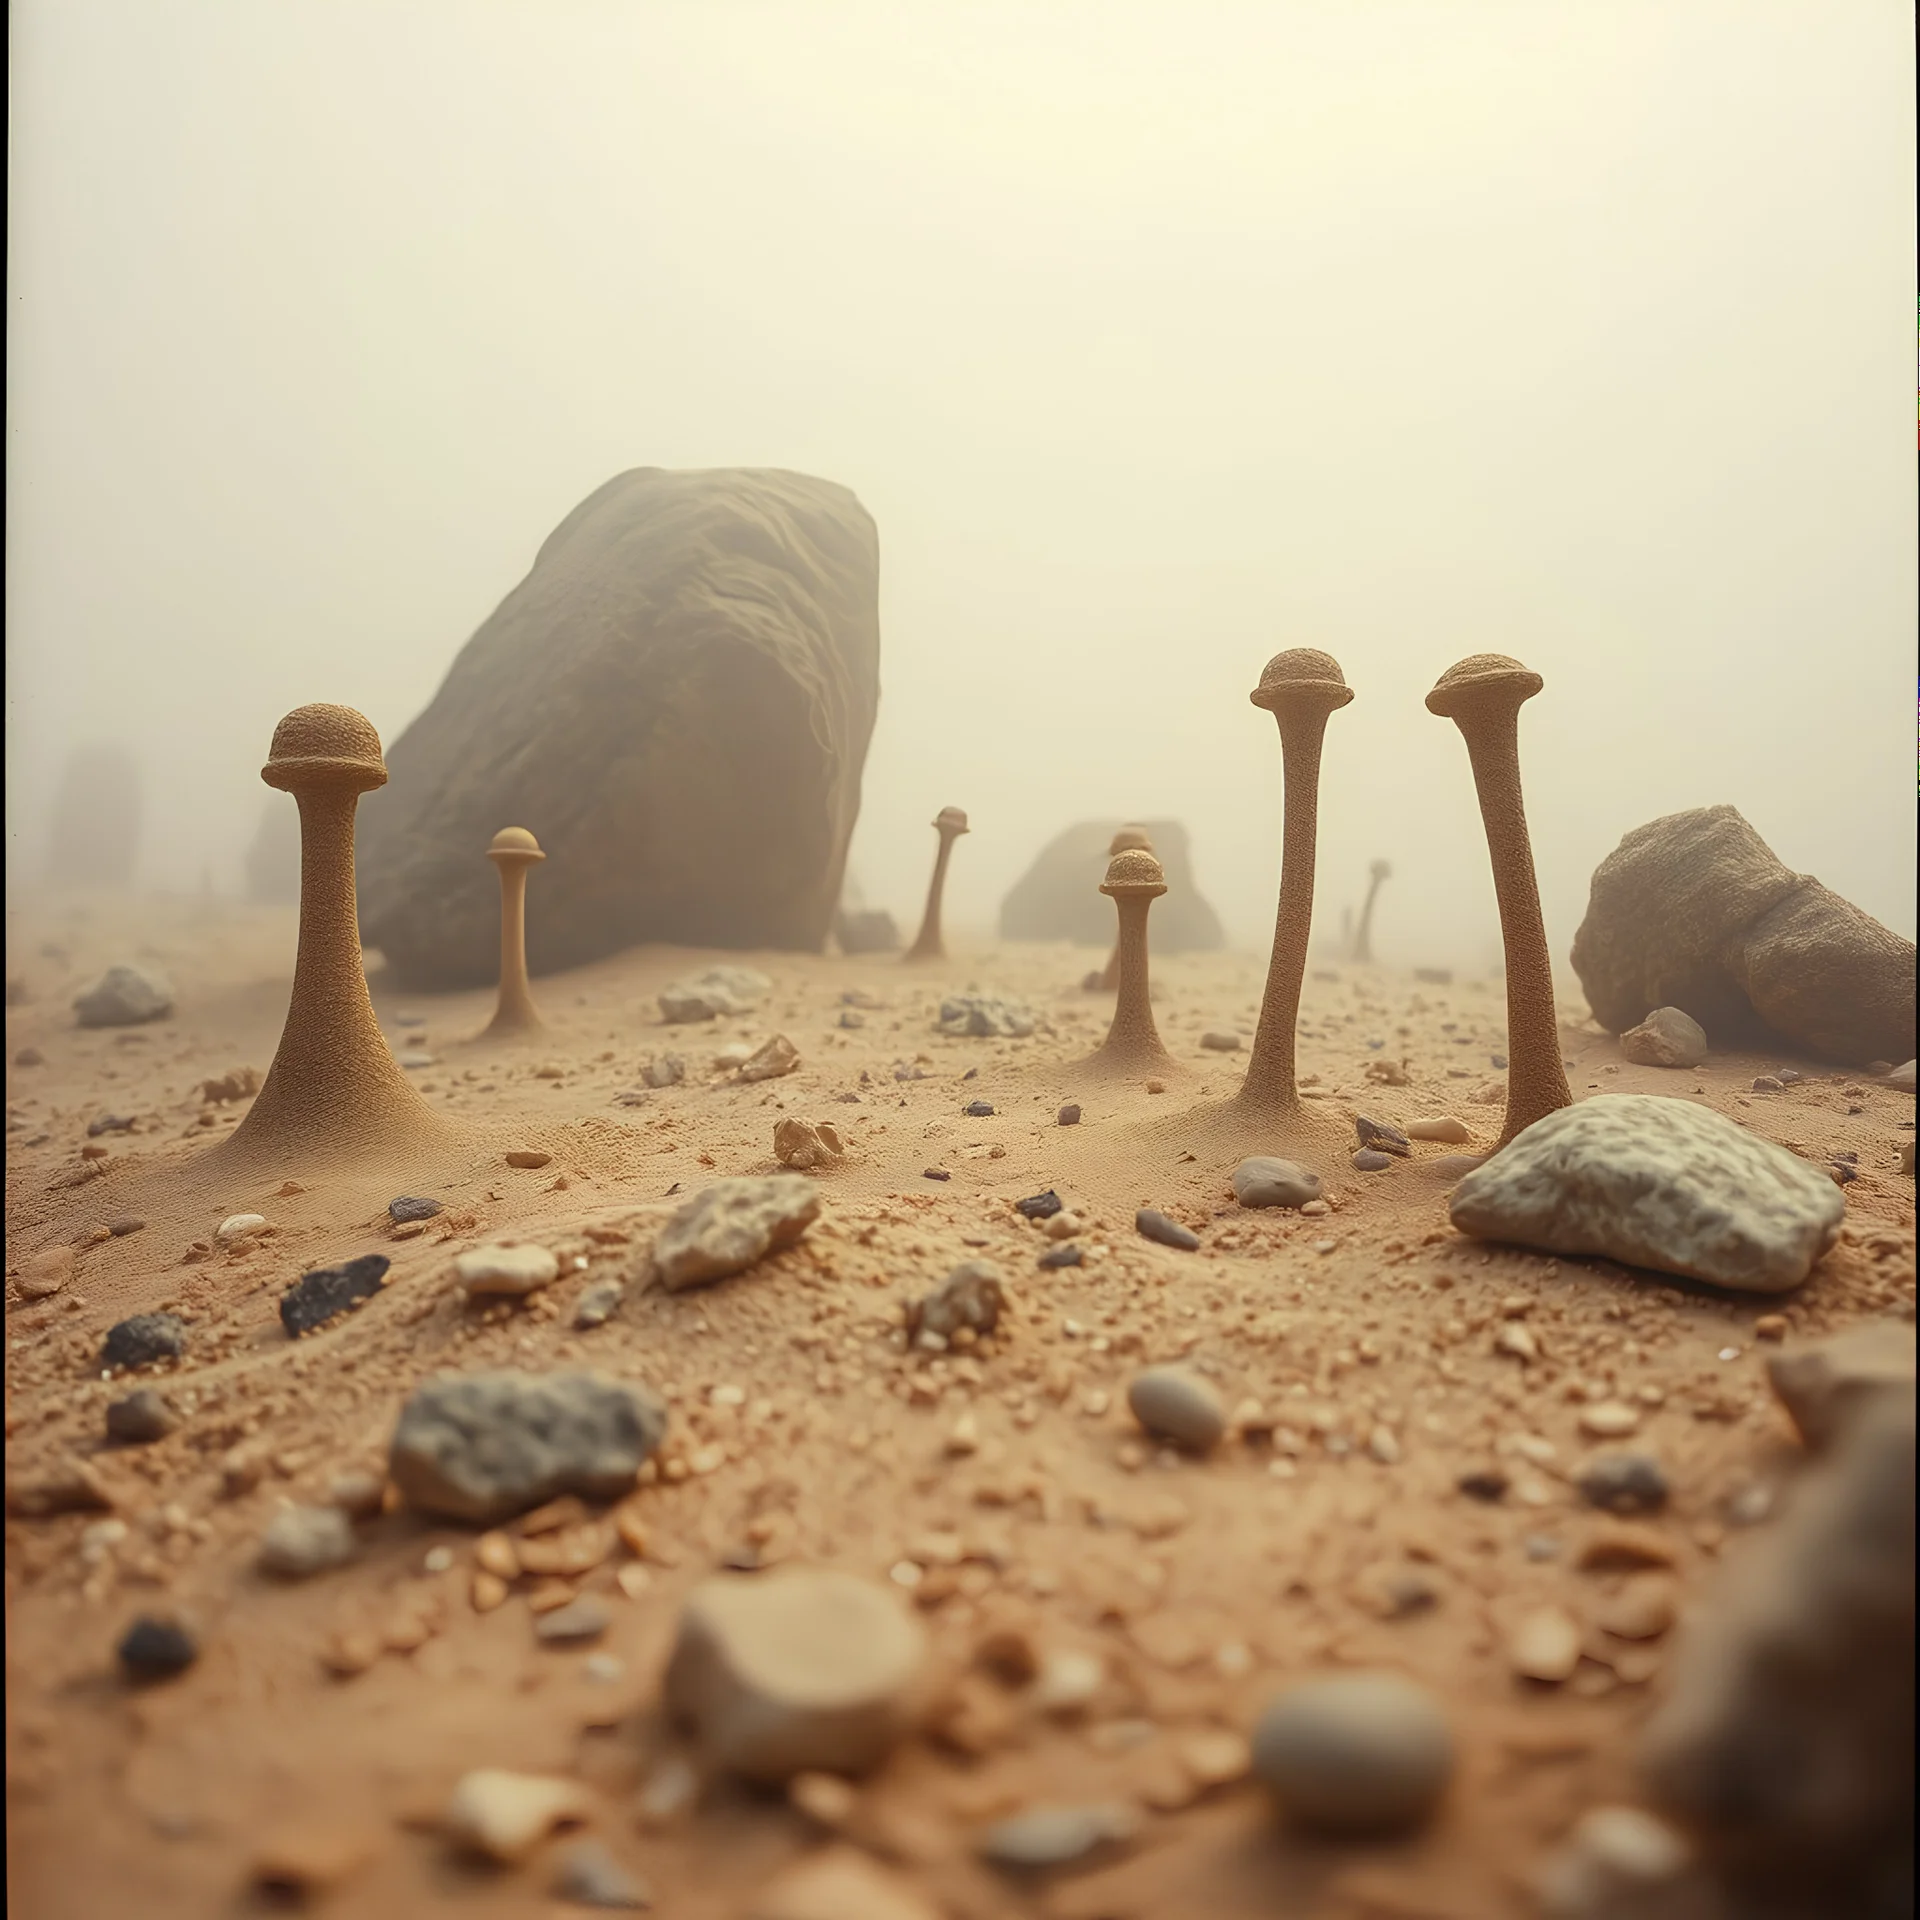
651, 1176, 820, 1292
444, 1769, 589, 1863
1619, 1006, 1708, 1069
215, 1213, 268, 1245
1448, 1096, 1844, 1293
664, 1567, 928, 1782
454, 1242, 560, 1297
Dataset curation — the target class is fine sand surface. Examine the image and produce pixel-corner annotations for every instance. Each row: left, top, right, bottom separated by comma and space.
6, 894, 1916, 1919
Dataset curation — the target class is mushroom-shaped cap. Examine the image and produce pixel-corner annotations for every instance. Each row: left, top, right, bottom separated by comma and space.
934, 807, 971, 836
487, 826, 546, 865
1249, 648, 1355, 716
1424, 653, 1543, 720
261, 704, 388, 793
1109, 825, 1154, 856
1369, 858, 1392, 880
1100, 848, 1168, 897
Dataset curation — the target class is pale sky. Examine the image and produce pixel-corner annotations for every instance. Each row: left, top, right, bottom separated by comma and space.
8, 0, 1915, 974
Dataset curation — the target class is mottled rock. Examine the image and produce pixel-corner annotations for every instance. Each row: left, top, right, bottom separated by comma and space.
660, 967, 770, 1022
100, 1313, 188, 1372
1230, 1157, 1322, 1210
1620, 1006, 1709, 1068
1134, 1208, 1200, 1251
258, 1504, 358, 1579
1571, 805, 1915, 1066
937, 996, 1036, 1039
388, 1195, 443, 1223
117, 1614, 199, 1681
905, 1261, 1006, 1347
664, 1567, 928, 1782
455, 1242, 560, 1298
977, 1803, 1139, 1871
105, 1388, 177, 1446
73, 964, 173, 1028
444, 1769, 590, 1864
280, 1254, 391, 1335
1127, 1366, 1227, 1452
389, 1370, 668, 1524
1448, 1096, 1844, 1293
1577, 1452, 1670, 1517
1765, 1320, 1916, 1452
215, 1212, 268, 1246
651, 1176, 819, 1291
1252, 1672, 1455, 1834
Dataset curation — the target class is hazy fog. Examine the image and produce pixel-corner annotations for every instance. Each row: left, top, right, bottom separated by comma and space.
9, 1, 1915, 979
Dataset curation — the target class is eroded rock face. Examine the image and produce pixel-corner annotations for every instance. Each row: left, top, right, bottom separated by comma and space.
1637, 1389, 1914, 1913
358, 469, 881, 989
1448, 1096, 1844, 1293
1571, 806, 1915, 1067
998, 819, 1225, 951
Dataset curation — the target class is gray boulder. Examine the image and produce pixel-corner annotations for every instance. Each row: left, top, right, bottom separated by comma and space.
1571, 806, 1915, 1067
73, 965, 173, 1029
357, 468, 880, 989
998, 819, 1225, 951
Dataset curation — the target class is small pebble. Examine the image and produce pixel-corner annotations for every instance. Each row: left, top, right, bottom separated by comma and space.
922, 1168, 950, 1182
1456, 1467, 1509, 1503
1595, 1573, 1677, 1641
389, 1196, 443, 1223
1750, 1075, 1781, 1093
105, 1388, 177, 1445
117, 1614, 199, 1681
1507, 1606, 1582, 1683
963, 1100, 995, 1117
1126, 1365, 1227, 1452
1015, 1190, 1063, 1220
1252, 1672, 1455, 1834
1351, 1149, 1393, 1173
215, 1213, 268, 1245
573, 1278, 625, 1329
444, 1770, 589, 1863
107, 1216, 145, 1237
977, 1803, 1138, 1871
100, 1313, 188, 1372
1577, 1400, 1641, 1440
258, 1504, 357, 1579
1057, 1105, 1081, 1126
1044, 1210, 1083, 1241
536, 1596, 613, 1644
1230, 1157, 1321, 1209
505, 1148, 553, 1169
18, 1246, 75, 1299
1199, 1031, 1242, 1051
553, 1838, 652, 1909
1037, 1244, 1083, 1269
1134, 1208, 1200, 1251
1576, 1452, 1669, 1516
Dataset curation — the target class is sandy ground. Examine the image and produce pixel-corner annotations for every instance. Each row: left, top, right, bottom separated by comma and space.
5, 892, 1916, 1919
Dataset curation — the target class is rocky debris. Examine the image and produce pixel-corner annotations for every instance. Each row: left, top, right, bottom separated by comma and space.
774, 1117, 843, 1169
1355, 1114, 1411, 1157
1352, 1149, 1393, 1173
1533, 1806, 1694, 1917
640, 1053, 687, 1088
1577, 1453, 1670, 1516
650, 1176, 819, 1292
198, 1066, 260, 1104
1057, 1104, 1081, 1125
1127, 1366, 1227, 1452
998, 818, 1225, 951
1406, 1115, 1472, 1143
936, 996, 1037, 1039
746, 1845, 939, 1920
105, 1389, 177, 1446
664, 1567, 928, 1783
389, 1370, 669, 1524
444, 1769, 591, 1864
905, 1261, 1007, 1349
100, 1313, 187, 1372
1230, 1157, 1322, 1209
737, 1033, 801, 1082
1570, 804, 1915, 1066
280, 1253, 391, 1335
1901, 1138, 1915, 1178
1200, 1031, 1243, 1051
1252, 1672, 1455, 1834
72, 964, 173, 1028
573, 1278, 625, 1330
1766, 1320, 1916, 1452
1448, 1095, 1845, 1293
1134, 1208, 1200, 1251
1508, 1605, 1583, 1683
258, 1504, 357, 1579
505, 1148, 553, 1169
660, 966, 774, 1023
1637, 1389, 1914, 1906
18, 1246, 74, 1300
977, 1803, 1140, 1872
388, 1195, 442, 1223
551, 1838, 652, 1910
116, 1614, 200, 1681
1619, 1006, 1709, 1068
455, 1242, 560, 1299
534, 1596, 612, 1645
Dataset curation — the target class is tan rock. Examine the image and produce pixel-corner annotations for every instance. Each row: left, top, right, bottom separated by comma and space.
745, 1844, 941, 1920
1596, 1573, 1677, 1641
1508, 1606, 1583, 1683
443, 1769, 589, 1863
1766, 1319, 1916, 1452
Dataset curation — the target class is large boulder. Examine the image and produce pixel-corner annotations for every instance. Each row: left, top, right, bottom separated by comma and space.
356, 469, 880, 989
1570, 806, 1914, 1066
998, 819, 1224, 950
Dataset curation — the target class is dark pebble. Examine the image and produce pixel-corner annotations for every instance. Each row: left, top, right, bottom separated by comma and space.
1491, 1054, 1508, 1070
387, 1195, 443, 1223
1135, 1208, 1200, 1251
1828, 1161, 1858, 1185
1016, 1190, 1063, 1220
1456, 1468, 1509, 1503
87, 1114, 136, 1137
964, 1100, 996, 1117
1832, 1149, 1858, 1164
535, 1596, 612, 1644
1057, 1104, 1081, 1126
118, 1615, 199, 1680
837, 1009, 865, 1029
1351, 1149, 1394, 1173
106, 1388, 177, 1445
1366, 1038, 1384, 1051
107, 1216, 146, 1237
100, 1313, 188, 1372
15, 1046, 46, 1066
1577, 1451, 1670, 1516
1038, 1244, 1083, 1269
1354, 1115, 1411, 1157
962, 1067, 978, 1081
279, 1254, 391, 1338
923, 1167, 951, 1182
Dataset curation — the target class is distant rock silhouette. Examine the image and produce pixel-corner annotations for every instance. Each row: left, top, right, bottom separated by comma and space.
245, 798, 301, 905
356, 468, 881, 990
998, 820, 1224, 952
45, 744, 140, 890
